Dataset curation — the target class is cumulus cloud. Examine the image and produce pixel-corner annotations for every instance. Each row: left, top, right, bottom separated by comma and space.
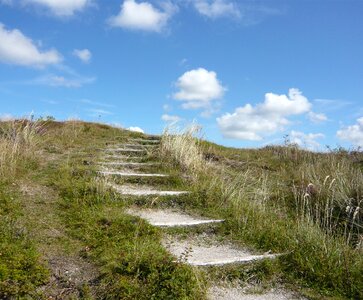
308, 111, 328, 123
173, 68, 225, 110
128, 126, 144, 133
73, 49, 91, 63
217, 88, 312, 141
108, 0, 176, 32
24, 0, 91, 17
290, 130, 325, 151
193, 0, 240, 18
0, 23, 62, 67
32, 74, 95, 87
161, 114, 182, 122
337, 118, 363, 147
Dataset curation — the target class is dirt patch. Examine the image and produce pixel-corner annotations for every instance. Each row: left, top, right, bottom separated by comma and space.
18, 180, 100, 299
40, 256, 98, 299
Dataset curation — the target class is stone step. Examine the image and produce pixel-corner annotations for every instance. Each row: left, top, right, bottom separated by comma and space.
208, 286, 304, 300
121, 143, 156, 148
106, 148, 146, 153
98, 162, 160, 167
101, 155, 144, 161
163, 236, 279, 266
111, 184, 188, 196
98, 171, 168, 177
127, 208, 224, 227
130, 138, 160, 144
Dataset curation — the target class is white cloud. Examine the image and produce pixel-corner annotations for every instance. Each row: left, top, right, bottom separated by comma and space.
217, 88, 312, 141
337, 118, 363, 147
127, 126, 144, 133
290, 130, 325, 151
161, 114, 182, 122
0, 113, 14, 121
80, 99, 115, 108
108, 0, 176, 32
32, 74, 95, 87
193, 0, 240, 18
73, 49, 91, 63
88, 108, 114, 116
0, 23, 62, 67
24, 0, 91, 17
163, 104, 172, 111
308, 111, 328, 123
173, 68, 225, 110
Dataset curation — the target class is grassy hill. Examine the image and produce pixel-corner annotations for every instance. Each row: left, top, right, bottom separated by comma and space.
0, 120, 362, 299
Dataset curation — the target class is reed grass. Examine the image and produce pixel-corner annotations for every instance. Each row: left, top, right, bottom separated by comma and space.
0, 119, 43, 179
160, 124, 363, 298
161, 123, 205, 178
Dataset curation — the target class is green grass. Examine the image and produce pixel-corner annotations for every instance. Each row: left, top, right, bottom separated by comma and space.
45, 158, 204, 299
2, 119, 362, 299
160, 127, 363, 299
0, 185, 49, 298
0, 120, 204, 299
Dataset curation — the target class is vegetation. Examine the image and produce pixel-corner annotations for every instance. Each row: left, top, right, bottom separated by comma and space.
1, 119, 362, 299
160, 125, 363, 299
0, 119, 203, 299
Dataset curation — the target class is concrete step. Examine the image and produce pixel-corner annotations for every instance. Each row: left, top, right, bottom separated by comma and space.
130, 138, 160, 144
101, 155, 144, 161
110, 184, 188, 196
208, 286, 305, 300
98, 170, 168, 177
163, 236, 279, 266
105, 148, 146, 153
121, 143, 156, 148
127, 208, 224, 227
98, 162, 160, 167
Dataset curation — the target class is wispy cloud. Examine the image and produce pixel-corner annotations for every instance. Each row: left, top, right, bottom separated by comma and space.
73, 48, 92, 63
80, 99, 115, 108
23, 0, 93, 17
308, 111, 328, 123
87, 108, 114, 116
31, 74, 96, 88
314, 98, 352, 111
190, 0, 282, 25
0, 113, 14, 121
192, 0, 240, 19
161, 113, 182, 122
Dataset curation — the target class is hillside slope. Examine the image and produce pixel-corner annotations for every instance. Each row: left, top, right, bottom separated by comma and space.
0, 120, 362, 299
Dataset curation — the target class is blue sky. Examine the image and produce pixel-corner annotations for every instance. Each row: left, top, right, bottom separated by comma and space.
0, 0, 362, 150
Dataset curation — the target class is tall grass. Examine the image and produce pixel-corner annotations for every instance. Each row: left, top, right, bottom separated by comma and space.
161, 123, 205, 177
293, 151, 362, 248
160, 125, 363, 298
0, 119, 43, 179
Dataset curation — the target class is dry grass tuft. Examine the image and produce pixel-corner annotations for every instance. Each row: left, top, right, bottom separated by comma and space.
0, 119, 43, 179
161, 123, 205, 177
